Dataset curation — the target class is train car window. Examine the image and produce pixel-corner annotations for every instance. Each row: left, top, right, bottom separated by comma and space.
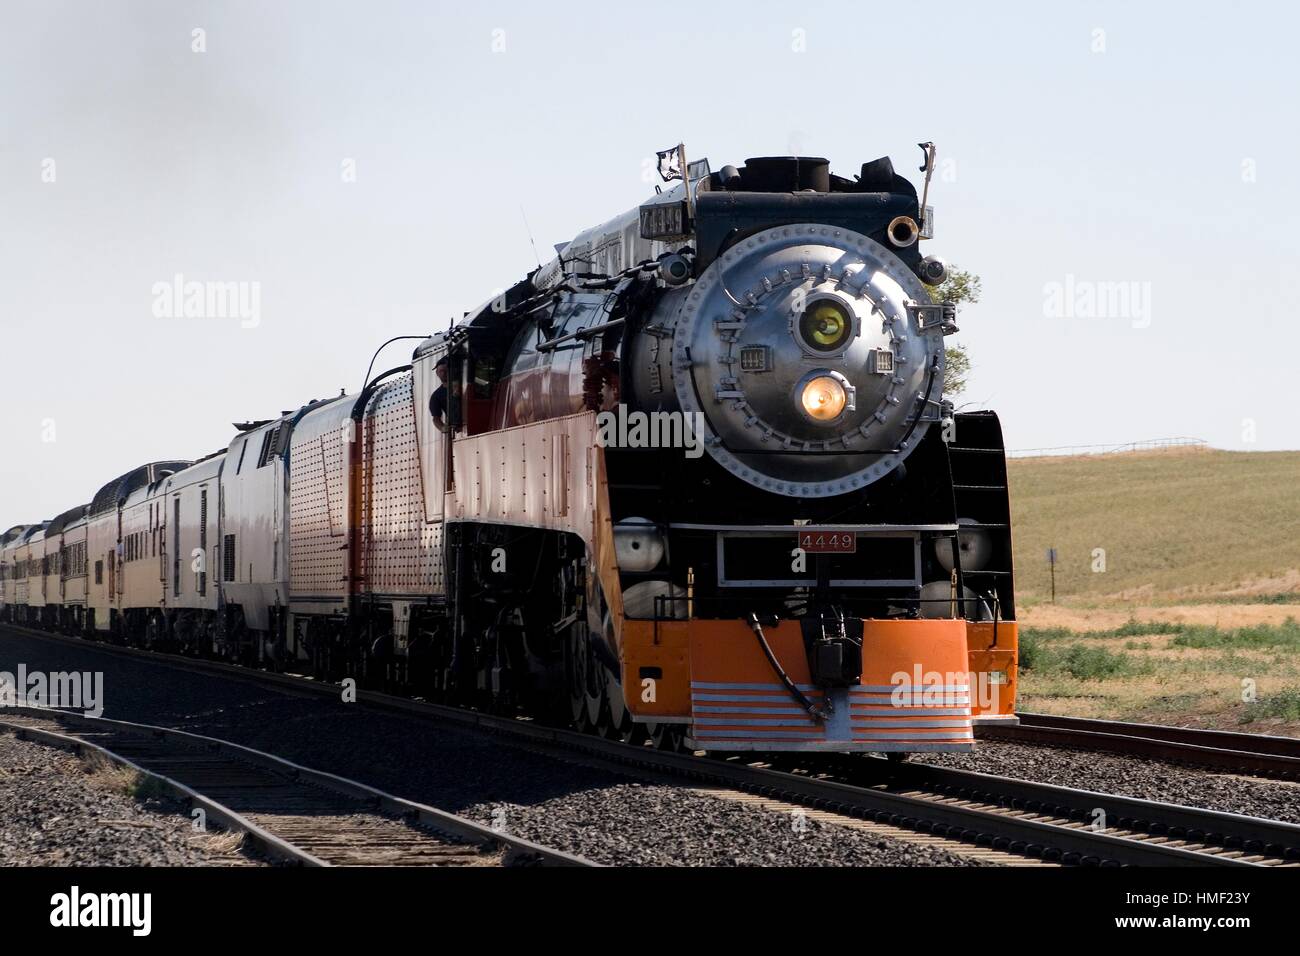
257, 429, 274, 467
506, 317, 543, 374
198, 489, 208, 596
472, 357, 496, 399
174, 498, 182, 596
223, 534, 236, 582
235, 438, 248, 475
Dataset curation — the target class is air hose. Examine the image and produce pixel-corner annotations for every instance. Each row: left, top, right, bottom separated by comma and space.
747, 613, 828, 722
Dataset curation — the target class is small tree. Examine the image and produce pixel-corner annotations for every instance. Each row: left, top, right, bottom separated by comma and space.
930, 268, 981, 397
944, 343, 972, 398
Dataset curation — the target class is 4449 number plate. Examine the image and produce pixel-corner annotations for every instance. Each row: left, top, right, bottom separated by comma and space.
796, 531, 857, 554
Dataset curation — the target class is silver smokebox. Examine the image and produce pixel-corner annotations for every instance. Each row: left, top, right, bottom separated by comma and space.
631, 224, 946, 497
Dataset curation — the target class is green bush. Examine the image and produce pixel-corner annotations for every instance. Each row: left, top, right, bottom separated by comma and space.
1113, 619, 1186, 637
1060, 644, 1140, 680
1171, 618, 1300, 650
1018, 630, 1050, 671
1021, 626, 1074, 642
1240, 688, 1300, 724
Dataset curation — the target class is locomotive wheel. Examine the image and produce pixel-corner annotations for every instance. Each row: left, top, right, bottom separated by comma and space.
603, 686, 636, 741
565, 561, 622, 735
564, 621, 601, 733
593, 593, 634, 740
601, 655, 643, 743
647, 722, 686, 752
617, 712, 648, 746
144, 612, 166, 651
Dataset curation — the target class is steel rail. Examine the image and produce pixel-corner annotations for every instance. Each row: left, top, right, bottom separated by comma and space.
1, 623, 1293, 867
835, 757, 1300, 864
979, 712, 1300, 780
0, 703, 593, 867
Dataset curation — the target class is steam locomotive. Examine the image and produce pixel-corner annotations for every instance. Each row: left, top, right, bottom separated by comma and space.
1, 152, 1019, 753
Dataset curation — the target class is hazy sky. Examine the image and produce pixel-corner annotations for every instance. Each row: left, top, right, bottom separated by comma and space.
2, 0, 1296, 526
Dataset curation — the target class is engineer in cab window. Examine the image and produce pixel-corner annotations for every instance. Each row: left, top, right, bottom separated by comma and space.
428, 356, 450, 432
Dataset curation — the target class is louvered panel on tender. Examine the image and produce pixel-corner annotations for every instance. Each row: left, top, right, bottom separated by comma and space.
360, 374, 442, 597
289, 415, 348, 600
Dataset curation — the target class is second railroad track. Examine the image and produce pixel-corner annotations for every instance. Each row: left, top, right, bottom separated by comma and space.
0, 705, 593, 868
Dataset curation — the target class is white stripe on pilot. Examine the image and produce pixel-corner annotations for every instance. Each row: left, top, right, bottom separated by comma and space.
691, 682, 820, 692
694, 705, 817, 715
851, 695, 971, 705
845, 719, 971, 728
847, 738, 972, 743
691, 730, 827, 739
849, 707, 971, 716
692, 693, 824, 703
692, 717, 819, 727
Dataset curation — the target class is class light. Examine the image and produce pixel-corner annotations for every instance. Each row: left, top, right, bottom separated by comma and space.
800, 375, 848, 422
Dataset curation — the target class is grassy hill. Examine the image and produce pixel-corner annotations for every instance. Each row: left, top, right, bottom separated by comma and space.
1006, 447, 1300, 605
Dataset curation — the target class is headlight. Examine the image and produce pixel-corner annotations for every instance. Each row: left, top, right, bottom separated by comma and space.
798, 298, 853, 353
799, 373, 851, 423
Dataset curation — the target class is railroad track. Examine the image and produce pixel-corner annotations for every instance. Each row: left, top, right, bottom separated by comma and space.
979, 712, 1300, 780
4, 624, 1300, 867
813, 755, 1300, 866
0, 704, 592, 868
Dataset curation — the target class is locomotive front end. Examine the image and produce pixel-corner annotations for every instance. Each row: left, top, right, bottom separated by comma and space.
639, 222, 948, 497
406, 150, 1018, 755
607, 154, 1019, 752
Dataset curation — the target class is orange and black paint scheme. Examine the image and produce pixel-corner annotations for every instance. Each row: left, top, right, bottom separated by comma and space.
599, 411, 1019, 753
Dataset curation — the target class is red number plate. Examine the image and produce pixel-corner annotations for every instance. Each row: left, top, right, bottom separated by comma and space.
797, 531, 857, 554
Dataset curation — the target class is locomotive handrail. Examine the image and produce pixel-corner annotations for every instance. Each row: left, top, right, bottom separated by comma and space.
535, 317, 626, 352
668, 522, 959, 532
353, 364, 413, 417
361, 335, 429, 395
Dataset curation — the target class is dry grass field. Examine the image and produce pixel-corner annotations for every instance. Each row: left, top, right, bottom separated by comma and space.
1004, 447, 1300, 733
